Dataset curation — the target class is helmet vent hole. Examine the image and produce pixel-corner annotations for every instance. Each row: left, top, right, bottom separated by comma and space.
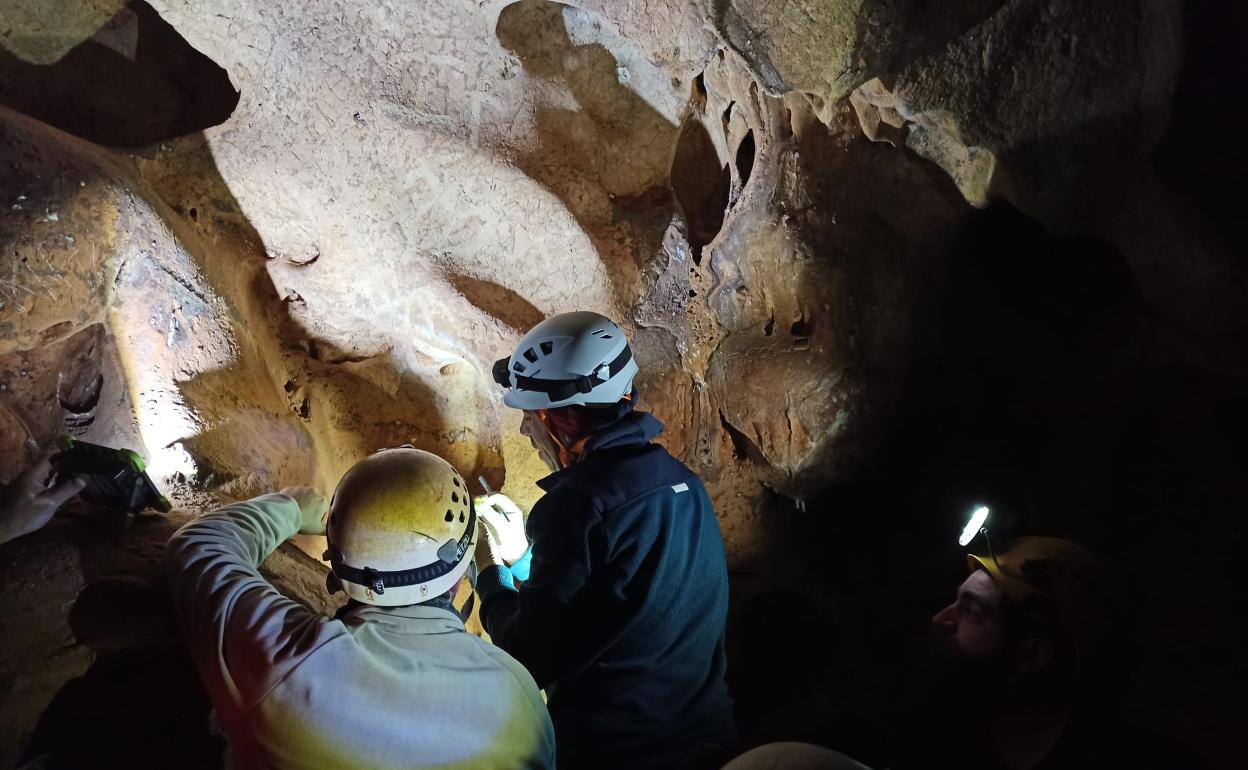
452, 476, 460, 487
459, 511, 465, 523
444, 510, 454, 522
513, 361, 526, 373
451, 491, 459, 503
540, 341, 554, 355
523, 348, 538, 363
600, 334, 612, 339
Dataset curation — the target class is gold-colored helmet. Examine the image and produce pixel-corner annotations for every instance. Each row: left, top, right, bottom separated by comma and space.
325, 448, 476, 606
969, 536, 1121, 669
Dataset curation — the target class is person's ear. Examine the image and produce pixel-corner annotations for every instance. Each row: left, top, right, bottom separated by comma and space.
537, 409, 569, 443
1016, 637, 1055, 675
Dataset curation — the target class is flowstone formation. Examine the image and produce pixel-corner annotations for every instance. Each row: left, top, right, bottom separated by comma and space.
2, 0, 1244, 767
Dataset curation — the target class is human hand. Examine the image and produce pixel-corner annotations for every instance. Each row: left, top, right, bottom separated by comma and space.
474, 521, 500, 570
0, 449, 88, 545
475, 493, 529, 564
280, 486, 329, 535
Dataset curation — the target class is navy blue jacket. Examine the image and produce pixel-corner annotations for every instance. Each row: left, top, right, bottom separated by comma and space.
477, 411, 734, 769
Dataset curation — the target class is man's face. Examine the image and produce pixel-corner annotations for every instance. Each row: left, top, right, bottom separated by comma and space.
932, 569, 1005, 659
520, 410, 562, 472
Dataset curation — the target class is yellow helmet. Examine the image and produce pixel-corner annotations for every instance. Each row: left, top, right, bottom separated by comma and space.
325, 448, 477, 607
968, 536, 1122, 670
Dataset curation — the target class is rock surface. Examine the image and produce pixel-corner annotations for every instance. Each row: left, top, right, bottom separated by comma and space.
2, 0, 964, 549
1, 0, 1245, 767
0, 510, 340, 769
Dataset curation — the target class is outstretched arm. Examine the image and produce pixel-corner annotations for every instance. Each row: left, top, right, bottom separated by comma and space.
165, 490, 342, 724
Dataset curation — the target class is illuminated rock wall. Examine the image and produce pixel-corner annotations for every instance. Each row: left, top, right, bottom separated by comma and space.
2, 1, 1245, 766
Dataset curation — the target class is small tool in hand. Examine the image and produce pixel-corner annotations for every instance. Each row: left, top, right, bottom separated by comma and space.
478, 475, 509, 521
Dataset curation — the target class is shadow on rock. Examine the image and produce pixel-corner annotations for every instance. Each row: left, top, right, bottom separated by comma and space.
0, 0, 238, 148
495, 0, 680, 304
12, 511, 340, 770
448, 273, 546, 334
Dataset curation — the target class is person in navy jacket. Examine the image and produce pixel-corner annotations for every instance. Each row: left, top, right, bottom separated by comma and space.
475, 311, 736, 770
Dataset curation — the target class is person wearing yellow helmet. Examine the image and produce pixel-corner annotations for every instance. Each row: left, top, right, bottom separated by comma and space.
911, 536, 1118, 768
900, 533, 1209, 770
165, 447, 555, 769
958, 537, 1123, 681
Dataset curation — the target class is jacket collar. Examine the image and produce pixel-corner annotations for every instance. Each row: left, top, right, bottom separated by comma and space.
342, 603, 466, 634
536, 411, 664, 491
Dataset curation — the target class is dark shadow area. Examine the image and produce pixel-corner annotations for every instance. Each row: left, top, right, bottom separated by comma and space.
495, 0, 678, 295
729, 591, 854, 744
13, 513, 338, 770
718, 409, 765, 464
828, 202, 1153, 573
0, 0, 238, 148
8, 515, 217, 770
781, 203, 1242, 767
21, 644, 223, 770
67, 579, 173, 652
1153, 1, 1248, 253
691, 72, 708, 110
671, 118, 730, 265
448, 274, 547, 333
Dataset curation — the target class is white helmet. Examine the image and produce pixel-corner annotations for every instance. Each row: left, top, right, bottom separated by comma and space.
492, 311, 638, 410
325, 448, 476, 606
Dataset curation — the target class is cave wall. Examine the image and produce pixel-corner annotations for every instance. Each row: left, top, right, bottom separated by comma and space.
2, 0, 1245, 767
0, 511, 339, 769
3, 0, 967, 559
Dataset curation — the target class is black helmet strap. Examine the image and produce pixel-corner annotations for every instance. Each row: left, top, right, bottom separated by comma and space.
493, 345, 633, 403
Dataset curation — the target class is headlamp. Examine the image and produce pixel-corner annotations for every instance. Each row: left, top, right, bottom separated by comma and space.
959, 504, 1001, 567
491, 357, 512, 389
959, 505, 990, 546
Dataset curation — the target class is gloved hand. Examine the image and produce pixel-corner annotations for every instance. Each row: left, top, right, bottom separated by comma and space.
281, 486, 329, 535
475, 493, 529, 564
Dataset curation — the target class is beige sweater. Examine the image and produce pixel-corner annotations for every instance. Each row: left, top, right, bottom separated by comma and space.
166, 493, 555, 770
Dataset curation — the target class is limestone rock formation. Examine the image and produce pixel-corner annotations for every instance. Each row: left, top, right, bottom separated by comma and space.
3, 0, 959, 554
1, 0, 1245, 766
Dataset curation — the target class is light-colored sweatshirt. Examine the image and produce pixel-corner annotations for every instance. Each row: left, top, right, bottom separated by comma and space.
166, 493, 555, 770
